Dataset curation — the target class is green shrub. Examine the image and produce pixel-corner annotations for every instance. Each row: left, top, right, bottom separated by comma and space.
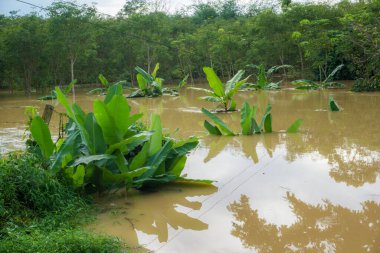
0, 152, 85, 226
352, 78, 380, 92
0, 152, 123, 252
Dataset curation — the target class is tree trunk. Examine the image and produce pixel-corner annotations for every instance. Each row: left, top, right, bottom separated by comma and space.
70, 55, 76, 102
298, 45, 304, 78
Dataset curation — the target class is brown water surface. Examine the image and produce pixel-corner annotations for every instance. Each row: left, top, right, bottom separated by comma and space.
1, 87, 380, 252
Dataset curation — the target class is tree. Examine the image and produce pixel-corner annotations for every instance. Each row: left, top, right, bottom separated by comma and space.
47, 2, 96, 98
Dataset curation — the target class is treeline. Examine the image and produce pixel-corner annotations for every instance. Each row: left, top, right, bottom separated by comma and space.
0, 0, 379, 94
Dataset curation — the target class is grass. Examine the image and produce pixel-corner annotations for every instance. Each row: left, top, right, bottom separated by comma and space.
0, 152, 124, 253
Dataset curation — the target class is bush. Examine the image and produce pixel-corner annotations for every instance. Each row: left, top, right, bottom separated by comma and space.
0, 152, 123, 253
352, 78, 380, 92
0, 152, 85, 226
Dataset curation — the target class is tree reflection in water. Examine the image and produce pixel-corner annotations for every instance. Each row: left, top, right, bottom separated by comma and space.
90, 184, 217, 247
228, 193, 380, 252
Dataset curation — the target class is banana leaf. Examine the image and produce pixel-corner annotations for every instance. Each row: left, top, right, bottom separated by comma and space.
203, 67, 225, 97
329, 96, 340, 111
287, 119, 303, 133
30, 116, 55, 159
201, 108, 235, 136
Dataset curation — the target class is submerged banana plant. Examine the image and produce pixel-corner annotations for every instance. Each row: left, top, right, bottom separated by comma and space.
245, 64, 293, 90
202, 102, 303, 136
88, 74, 128, 95
30, 83, 212, 193
128, 63, 188, 98
292, 64, 345, 90
162, 74, 189, 96
190, 67, 249, 112
37, 79, 76, 100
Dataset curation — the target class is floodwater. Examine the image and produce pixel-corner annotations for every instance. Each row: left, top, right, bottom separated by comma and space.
1, 86, 380, 252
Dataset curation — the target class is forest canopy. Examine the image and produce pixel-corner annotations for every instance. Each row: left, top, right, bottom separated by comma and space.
0, 0, 379, 93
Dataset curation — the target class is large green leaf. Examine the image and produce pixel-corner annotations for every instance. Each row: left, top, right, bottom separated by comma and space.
241, 102, 253, 135
263, 113, 272, 133
178, 74, 189, 89
106, 95, 132, 134
84, 113, 106, 154
72, 165, 85, 188
324, 64, 344, 83
225, 70, 245, 94
104, 84, 123, 104
171, 137, 199, 157
149, 114, 163, 156
204, 120, 222, 135
106, 132, 153, 154
201, 108, 235, 136
56, 87, 75, 119
227, 77, 249, 98
287, 118, 303, 133
135, 66, 154, 83
136, 73, 147, 90
98, 74, 109, 86
63, 79, 77, 95
71, 154, 116, 167
151, 63, 160, 79
93, 99, 121, 144
142, 140, 174, 178
50, 130, 80, 174
129, 142, 149, 171
203, 67, 225, 97
102, 167, 150, 184
168, 155, 187, 176
30, 116, 54, 159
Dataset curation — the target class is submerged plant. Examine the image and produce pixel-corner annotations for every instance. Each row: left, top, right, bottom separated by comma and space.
29, 83, 211, 193
292, 64, 345, 90
190, 67, 249, 112
202, 102, 303, 136
162, 74, 189, 96
245, 64, 293, 90
88, 74, 128, 95
37, 80, 76, 100
127, 63, 187, 98
329, 96, 340, 112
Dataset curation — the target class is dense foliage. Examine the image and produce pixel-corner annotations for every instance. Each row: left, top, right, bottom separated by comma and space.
0, 0, 379, 93
0, 152, 122, 252
29, 84, 210, 193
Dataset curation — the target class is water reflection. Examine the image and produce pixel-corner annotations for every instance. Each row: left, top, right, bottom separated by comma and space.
228, 193, 380, 253
88, 184, 217, 248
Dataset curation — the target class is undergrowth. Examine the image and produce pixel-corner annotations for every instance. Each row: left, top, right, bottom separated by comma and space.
0, 152, 123, 253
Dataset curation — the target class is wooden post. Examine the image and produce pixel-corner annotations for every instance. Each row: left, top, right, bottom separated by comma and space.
42, 104, 54, 125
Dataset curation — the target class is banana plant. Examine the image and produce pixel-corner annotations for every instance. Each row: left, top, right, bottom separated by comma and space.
131, 114, 211, 190
245, 64, 293, 90
162, 74, 189, 96
87, 74, 128, 95
37, 79, 76, 100
202, 102, 303, 136
30, 83, 211, 192
190, 67, 249, 112
128, 63, 164, 98
292, 64, 345, 90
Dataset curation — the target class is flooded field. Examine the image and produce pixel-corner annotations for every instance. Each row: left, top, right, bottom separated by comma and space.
1, 86, 380, 252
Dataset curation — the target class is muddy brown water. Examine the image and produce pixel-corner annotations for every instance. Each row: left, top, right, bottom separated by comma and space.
1, 85, 380, 252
